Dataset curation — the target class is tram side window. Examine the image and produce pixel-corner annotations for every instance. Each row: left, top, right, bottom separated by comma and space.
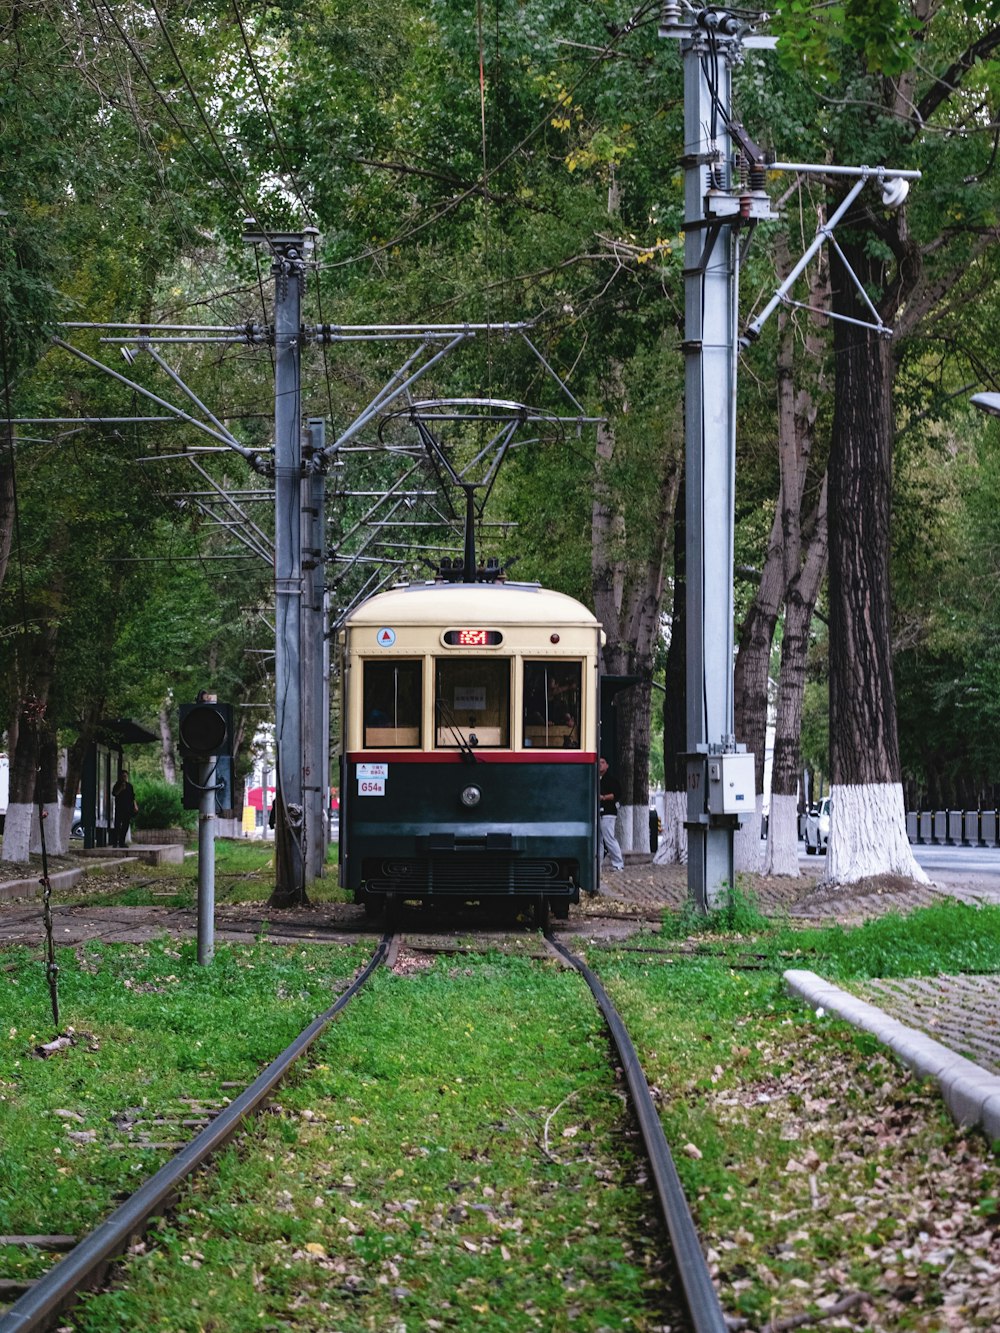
523, 661, 582, 749
435, 659, 510, 748
363, 660, 422, 748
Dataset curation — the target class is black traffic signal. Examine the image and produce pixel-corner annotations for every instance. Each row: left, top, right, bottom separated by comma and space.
180, 695, 235, 812
179, 698, 233, 758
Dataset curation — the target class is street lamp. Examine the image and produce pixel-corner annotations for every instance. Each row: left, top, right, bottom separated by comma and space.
971, 393, 1000, 417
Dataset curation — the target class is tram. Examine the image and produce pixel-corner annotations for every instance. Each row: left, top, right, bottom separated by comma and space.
338, 577, 602, 919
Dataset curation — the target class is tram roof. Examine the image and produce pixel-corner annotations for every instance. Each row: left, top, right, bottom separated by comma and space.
344, 581, 601, 628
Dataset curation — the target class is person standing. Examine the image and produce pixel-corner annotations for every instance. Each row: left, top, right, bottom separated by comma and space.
111, 770, 137, 848
598, 756, 625, 872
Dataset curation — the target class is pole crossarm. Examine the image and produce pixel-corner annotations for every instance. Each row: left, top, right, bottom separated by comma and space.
50, 337, 267, 469
743, 164, 922, 343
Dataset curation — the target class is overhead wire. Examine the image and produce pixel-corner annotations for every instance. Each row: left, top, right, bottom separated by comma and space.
146, 0, 278, 252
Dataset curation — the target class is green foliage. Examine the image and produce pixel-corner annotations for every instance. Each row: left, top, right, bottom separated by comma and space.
660, 879, 771, 939
131, 778, 194, 832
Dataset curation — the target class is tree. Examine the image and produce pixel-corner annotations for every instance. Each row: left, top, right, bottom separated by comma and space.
764, 0, 1000, 883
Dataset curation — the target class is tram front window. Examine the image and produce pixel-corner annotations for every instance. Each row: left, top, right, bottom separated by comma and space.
523, 661, 582, 748
435, 659, 510, 748
363, 660, 422, 748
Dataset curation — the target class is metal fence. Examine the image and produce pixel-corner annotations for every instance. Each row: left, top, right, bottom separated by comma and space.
908, 810, 1000, 848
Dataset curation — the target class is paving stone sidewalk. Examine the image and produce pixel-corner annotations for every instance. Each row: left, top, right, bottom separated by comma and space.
855, 974, 1000, 1077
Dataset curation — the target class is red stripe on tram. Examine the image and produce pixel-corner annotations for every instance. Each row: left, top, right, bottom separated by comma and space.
346, 751, 598, 766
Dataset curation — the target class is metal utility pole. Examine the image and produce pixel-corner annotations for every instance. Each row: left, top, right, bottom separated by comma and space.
303, 416, 329, 881
661, 6, 777, 910
244, 225, 319, 906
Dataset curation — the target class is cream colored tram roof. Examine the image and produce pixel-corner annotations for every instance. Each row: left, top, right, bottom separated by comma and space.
345, 581, 600, 628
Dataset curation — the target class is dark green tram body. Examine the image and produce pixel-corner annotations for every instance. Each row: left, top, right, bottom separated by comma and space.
342, 755, 597, 904
338, 581, 603, 916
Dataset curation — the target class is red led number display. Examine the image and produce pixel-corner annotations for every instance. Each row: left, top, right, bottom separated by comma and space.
443, 629, 503, 647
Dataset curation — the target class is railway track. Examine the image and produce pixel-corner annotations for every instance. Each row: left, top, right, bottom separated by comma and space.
1, 927, 726, 1333
0, 936, 390, 1332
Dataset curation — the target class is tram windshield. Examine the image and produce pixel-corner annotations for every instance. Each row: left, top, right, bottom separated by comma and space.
523, 661, 581, 749
435, 658, 510, 749
363, 660, 422, 748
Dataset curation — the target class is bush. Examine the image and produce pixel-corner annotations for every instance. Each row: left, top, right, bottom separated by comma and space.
132, 778, 196, 832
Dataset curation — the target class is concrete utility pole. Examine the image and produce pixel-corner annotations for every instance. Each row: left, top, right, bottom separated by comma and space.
661, 6, 777, 909
244, 225, 320, 905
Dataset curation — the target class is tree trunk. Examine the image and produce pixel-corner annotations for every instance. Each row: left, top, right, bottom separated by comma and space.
765, 476, 829, 875
31, 731, 62, 856
0, 427, 15, 594
2, 707, 40, 864
60, 730, 90, 849
159, 698, 177, 785
591, 401, 681, 861
827, 236, 926, 884
732, 512, 784, 874
2, 623, 58, 864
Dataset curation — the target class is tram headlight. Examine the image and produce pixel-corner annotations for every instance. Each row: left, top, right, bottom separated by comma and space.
460, 785, 482, 808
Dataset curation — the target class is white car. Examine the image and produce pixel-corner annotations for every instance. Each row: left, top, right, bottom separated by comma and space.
804, 796, 831, 854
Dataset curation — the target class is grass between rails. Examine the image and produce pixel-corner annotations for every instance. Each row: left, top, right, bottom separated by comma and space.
68, 955, 672, 1333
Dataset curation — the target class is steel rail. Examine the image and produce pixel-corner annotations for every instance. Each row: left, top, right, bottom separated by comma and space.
546, 936, 728, 1333
0, 935, 391, 1333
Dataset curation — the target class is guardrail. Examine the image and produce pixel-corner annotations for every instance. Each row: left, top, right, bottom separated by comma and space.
908, 810, 1000, 848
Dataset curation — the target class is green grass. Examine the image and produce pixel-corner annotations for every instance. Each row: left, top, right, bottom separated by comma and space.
662, 889, 1000, 980
0, 940, 371, 1259
586, 948, 1000, 1327
67, 955, 670, 1332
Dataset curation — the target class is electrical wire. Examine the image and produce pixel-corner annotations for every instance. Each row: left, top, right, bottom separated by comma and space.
230, 0, 314, 226
146, 0, 276, 250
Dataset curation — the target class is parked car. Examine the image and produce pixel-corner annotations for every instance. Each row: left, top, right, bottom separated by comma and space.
804, 796, 831, 854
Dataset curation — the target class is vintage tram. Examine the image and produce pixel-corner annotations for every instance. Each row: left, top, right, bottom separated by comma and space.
338, 579, 602, 919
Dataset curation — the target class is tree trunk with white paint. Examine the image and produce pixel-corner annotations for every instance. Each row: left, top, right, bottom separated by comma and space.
31, 734, 65, 856
653, 788, 687, 864
764, 792, 801, 876
827, 230, 925, 885
159, 698, 177, 785
825, 782, 928, 885
591, 395, 681, 857
766, 474, 829, 876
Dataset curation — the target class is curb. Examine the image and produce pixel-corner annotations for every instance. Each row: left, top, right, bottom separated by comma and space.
784, 968, 1000, 1143
0, 858, 138, 903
